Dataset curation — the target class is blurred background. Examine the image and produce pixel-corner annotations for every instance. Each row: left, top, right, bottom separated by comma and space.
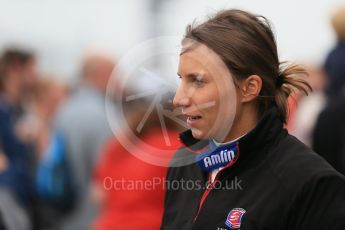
0, 0, 345, 229
0, 0, 343, 82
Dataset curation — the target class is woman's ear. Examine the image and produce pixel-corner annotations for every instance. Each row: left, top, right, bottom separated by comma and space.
240, 75, 262, 103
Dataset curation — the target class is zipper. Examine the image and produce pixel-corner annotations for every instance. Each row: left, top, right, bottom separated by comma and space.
193, 173, 217, 222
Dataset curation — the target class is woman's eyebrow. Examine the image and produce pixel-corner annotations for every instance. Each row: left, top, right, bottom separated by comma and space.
177, 72, 204, 78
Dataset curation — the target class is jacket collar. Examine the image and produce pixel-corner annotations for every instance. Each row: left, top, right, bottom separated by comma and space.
178, 106, 286, 169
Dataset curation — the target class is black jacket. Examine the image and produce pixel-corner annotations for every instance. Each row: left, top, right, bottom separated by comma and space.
161, 107, 345, 230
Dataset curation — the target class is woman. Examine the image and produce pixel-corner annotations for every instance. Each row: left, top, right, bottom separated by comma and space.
161, 9, 345, 230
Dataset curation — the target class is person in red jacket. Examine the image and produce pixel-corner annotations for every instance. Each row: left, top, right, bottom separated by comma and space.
92, 98, 181, 230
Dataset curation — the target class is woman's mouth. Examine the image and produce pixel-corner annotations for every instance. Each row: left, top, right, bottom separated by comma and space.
187, 115, 202, 126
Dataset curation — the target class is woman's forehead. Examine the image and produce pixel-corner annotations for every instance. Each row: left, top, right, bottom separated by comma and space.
178, 44, 229, 77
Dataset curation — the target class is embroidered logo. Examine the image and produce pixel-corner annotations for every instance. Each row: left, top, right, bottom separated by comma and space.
225, 208, 246, 229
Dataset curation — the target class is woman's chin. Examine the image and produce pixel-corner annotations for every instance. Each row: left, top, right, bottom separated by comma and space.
190, 128, 209, 140
190, 127, 231, 142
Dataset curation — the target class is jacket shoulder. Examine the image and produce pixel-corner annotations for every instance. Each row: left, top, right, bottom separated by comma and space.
268, 134, 345, 193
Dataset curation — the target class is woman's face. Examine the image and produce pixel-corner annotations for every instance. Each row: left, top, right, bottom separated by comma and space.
174, 43, 240, 141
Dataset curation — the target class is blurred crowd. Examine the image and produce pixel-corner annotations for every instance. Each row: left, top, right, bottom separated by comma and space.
0, 45, 181, 230
0, 5, 345, 230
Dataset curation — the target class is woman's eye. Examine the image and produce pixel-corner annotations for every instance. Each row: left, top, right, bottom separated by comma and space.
193, 78, 205, 86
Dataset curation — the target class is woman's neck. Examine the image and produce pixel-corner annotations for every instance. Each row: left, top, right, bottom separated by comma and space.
222, 103, 259, 143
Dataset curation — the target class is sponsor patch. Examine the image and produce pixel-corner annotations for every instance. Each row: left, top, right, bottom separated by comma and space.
196, 141, 239, 172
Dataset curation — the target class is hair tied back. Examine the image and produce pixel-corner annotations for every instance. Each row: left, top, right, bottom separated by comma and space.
276, 74, 285, 88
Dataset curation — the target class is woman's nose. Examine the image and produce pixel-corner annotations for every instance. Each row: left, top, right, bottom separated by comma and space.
173, 84, 190, 108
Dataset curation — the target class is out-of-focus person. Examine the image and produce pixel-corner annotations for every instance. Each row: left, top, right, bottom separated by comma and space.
288, 66, 327, 146
287, 5, 345, 138
0, 48, 37, 230
16, 77, 69, 151
92, 92, 181, 230
56, 51, 117, 230
15, 77, 70, 229
313, 6, 345, 175
324, 6, 345, 98
313, 91, 345, 175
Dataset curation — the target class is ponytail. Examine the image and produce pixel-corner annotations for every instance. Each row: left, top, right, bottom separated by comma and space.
274, 63, 312, 123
